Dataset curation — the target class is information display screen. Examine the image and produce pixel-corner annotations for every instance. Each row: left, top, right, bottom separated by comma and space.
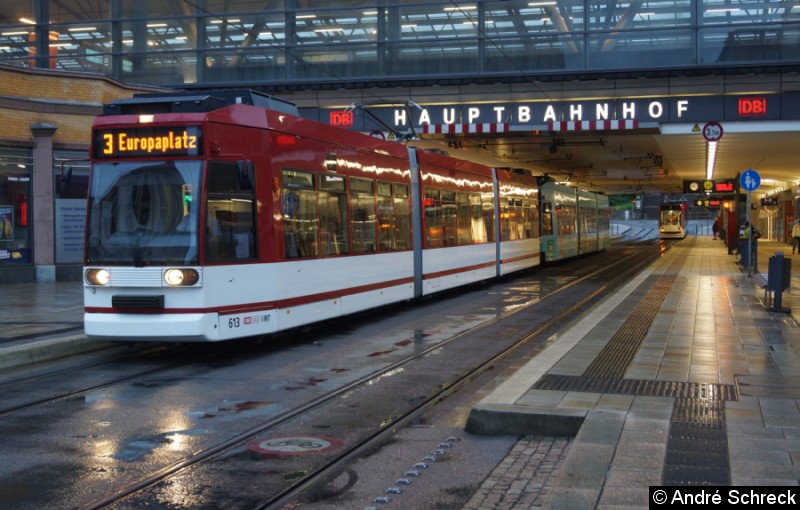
93, 126, 203, 158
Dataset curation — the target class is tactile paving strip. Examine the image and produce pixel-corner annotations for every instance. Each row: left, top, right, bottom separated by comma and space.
583, 274, 675, 379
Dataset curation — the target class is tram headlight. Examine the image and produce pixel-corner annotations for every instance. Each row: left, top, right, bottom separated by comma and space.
164, 268, 200, 287
85, 268, 110, 286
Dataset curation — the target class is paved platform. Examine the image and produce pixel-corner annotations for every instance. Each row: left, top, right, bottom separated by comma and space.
466, 235, 800, 508
0, 281, 109, 371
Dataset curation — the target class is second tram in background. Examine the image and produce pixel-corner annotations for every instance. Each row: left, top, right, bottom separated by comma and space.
659, 202, 688, 239
81, 90, 610, 342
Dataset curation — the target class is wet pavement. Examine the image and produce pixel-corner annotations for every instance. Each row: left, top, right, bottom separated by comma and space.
2, 228, 799, 509
466, 234, 800, 508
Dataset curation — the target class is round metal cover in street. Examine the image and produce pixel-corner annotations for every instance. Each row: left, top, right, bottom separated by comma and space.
247, 435, 343, 455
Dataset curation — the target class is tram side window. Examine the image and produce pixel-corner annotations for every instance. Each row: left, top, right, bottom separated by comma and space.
531, 199, 540, 238
469, 193, 487, 243
500, 197, 517, 241
581, 206, 596, 234
393, 183, 411, 250
378, 181, 411, 251
482, 192, 496, 242
542, 201, 553, 236
441, 190, 457, 246
600, 208, 610, 231
206, 161, 257, 261
456, 192, 472, 245
350, 178, 377, 254
424, 188, 443, 248
282, 169, 318, 258
522, 199, 533, 238
559, 205, 577, 235
319, 174, 349, 256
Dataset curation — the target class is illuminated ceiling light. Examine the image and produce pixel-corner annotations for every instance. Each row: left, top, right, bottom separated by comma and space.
707, 8, 741, 13
445, 6, 476, 11
68, 27, 97, 32
2, 31, 30, 36
147, 23, 168, 28
363, 11, 378, 15
528, 1, 557, 6
706, 141, 718, 181
19, 17, 36, 25
314, 27, 345, 33
297, 15, 316, 19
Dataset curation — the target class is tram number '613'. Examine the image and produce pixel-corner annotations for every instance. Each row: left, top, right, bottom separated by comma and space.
226, 313, 271, 329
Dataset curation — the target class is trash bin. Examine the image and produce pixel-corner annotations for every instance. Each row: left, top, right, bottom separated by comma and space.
767, 251, 791, 312
737, 238, 757, 267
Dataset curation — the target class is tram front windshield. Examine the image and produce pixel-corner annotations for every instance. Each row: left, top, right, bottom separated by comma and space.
661, 210, 681, 226
86, 161, 202, 266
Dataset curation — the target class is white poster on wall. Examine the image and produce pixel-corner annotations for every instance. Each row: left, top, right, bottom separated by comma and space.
55, 199, 87, 263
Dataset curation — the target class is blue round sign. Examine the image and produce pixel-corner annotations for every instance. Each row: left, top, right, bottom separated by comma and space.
740, 169, 761, 192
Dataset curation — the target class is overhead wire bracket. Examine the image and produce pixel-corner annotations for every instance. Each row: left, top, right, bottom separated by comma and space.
344, 101, 423, 141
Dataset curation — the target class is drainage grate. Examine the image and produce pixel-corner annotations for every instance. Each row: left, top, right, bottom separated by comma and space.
533, 375, 737, 401
663, 398, 730, 485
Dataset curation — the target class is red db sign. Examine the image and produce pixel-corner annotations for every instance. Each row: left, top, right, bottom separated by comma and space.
329, 110, 354, 128
738, 97, 767, 117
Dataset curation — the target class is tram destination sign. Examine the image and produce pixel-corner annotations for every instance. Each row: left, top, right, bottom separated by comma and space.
93, 126, 203, 159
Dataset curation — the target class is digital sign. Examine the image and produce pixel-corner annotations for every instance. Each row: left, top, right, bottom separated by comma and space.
93, 126, 202, 158
738, 97, 767, 117
684, 179, 736, 194
714, 180, 734, 192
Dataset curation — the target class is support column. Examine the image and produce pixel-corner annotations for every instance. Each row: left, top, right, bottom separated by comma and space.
30, 122, 58, 282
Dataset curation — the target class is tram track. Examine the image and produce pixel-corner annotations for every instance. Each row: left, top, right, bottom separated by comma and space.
0, 236, 659, 418
68, 241, 665, 510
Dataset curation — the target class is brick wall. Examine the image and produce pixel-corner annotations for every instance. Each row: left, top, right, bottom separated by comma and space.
0, 64, 166, 145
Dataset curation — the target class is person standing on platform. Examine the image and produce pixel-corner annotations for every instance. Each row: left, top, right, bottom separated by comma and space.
792, 221, 800, 254
712, 215, 721, 240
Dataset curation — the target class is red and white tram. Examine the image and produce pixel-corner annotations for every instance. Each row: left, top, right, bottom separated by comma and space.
83, 90, 601, 342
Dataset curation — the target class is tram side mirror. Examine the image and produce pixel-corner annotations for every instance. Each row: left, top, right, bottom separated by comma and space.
59, 166, 73, 198
237, 160, 254, 191
61, 166, 72, 194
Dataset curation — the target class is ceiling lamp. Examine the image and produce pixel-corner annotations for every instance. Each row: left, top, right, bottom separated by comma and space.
706, 140, 718, 180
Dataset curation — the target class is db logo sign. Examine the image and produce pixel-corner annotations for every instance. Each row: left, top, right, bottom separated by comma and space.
738, 97, 767, 117
329, 110, 354, 128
